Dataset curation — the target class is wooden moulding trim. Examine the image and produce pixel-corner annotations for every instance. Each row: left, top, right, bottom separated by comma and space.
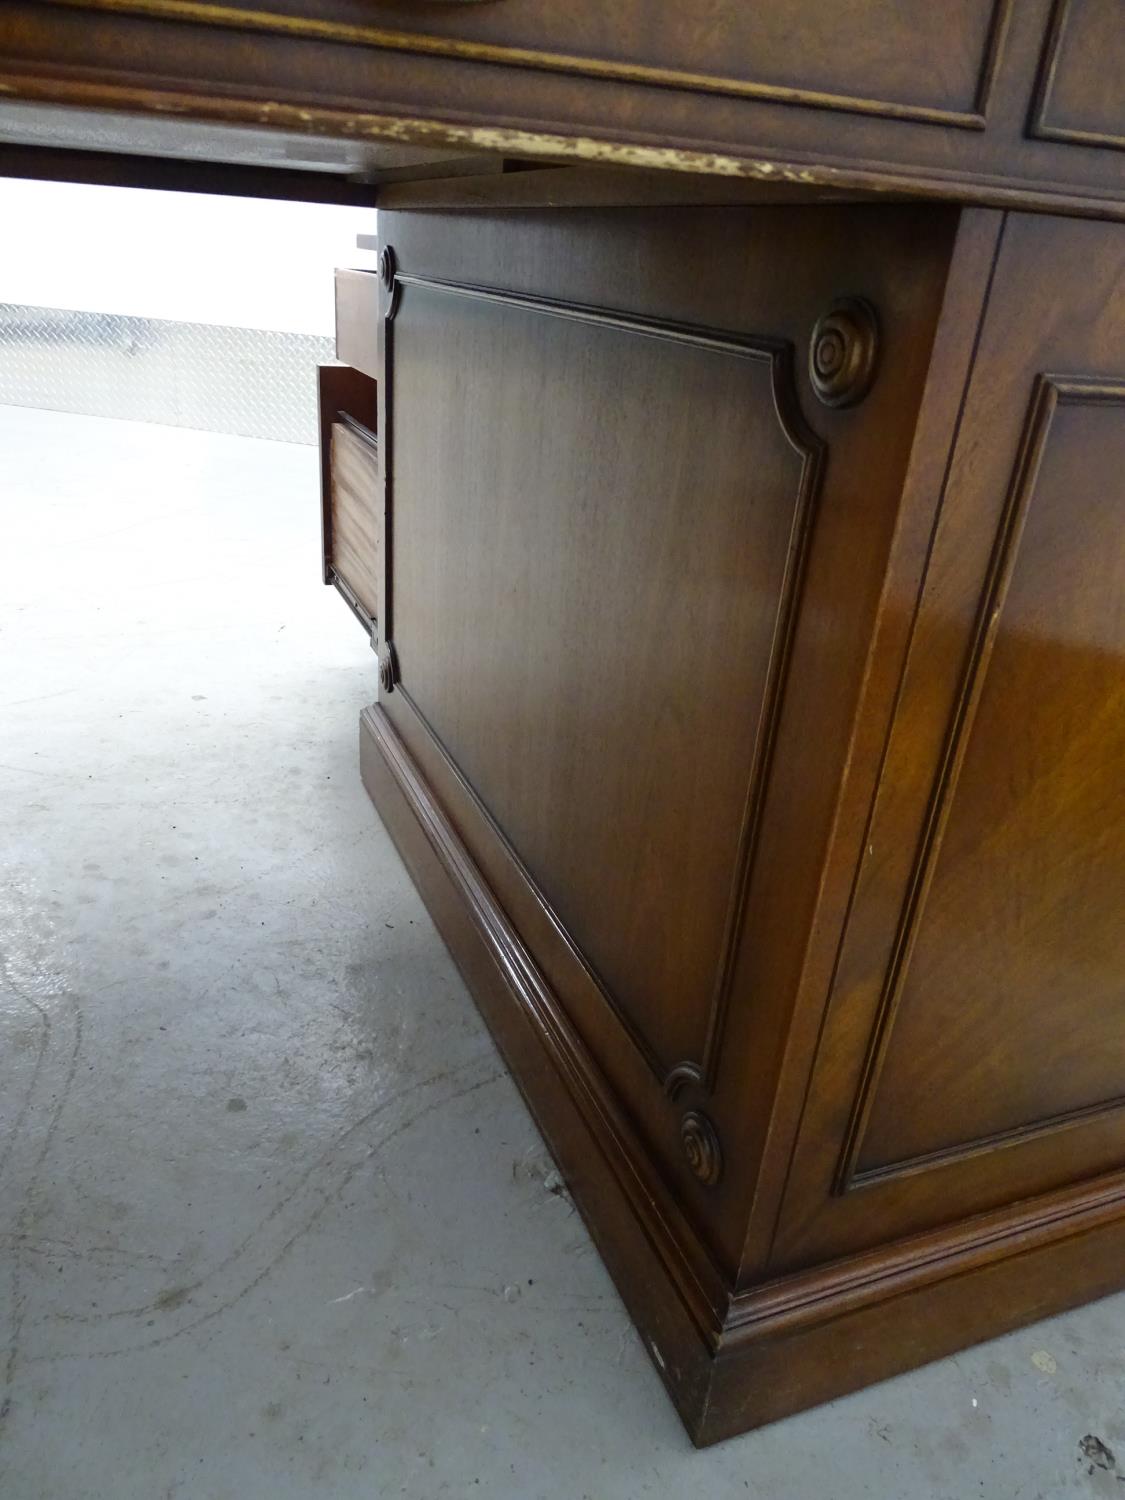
360, 703, 733, 1349
1028, 0, 1125, 154
316, 364, 336, 587
382, 266, 825, 1098
363, 702, 1125, 1363
835, 376, 1125, 1192
726, 1164, 1125, 1346
3, 69, 1125, 221
45, 0, 1011, 130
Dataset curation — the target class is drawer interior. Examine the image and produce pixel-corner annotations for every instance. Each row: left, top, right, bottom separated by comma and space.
318, 362, 378, 636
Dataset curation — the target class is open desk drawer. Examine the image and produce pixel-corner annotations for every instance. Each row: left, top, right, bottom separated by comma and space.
318, 363, 378, 637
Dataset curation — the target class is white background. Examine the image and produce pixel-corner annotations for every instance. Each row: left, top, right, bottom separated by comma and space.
0, 177, 378, 334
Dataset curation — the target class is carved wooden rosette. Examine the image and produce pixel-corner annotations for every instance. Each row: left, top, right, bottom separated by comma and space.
809, 297, 879, 408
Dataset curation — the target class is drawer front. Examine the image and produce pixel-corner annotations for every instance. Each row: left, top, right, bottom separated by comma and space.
329, 420, 380, 625
155, 0, 1009, 126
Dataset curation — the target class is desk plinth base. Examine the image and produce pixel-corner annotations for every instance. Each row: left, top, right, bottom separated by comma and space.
360, 702, 1125, 1446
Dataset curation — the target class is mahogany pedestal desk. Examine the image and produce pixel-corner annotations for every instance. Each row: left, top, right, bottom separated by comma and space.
3, 0, 1123, 1445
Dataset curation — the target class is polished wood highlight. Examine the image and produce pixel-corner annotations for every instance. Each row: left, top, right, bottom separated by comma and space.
359, 697, 1125, 1446
773, 212, 1125, 1270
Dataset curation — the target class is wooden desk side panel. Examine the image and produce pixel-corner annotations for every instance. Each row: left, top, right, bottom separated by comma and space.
370, 203, 957, 1283
775, 211, 1125, 1270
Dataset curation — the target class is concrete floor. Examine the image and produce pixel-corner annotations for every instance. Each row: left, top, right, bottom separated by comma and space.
0, 404, 1122, 1499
